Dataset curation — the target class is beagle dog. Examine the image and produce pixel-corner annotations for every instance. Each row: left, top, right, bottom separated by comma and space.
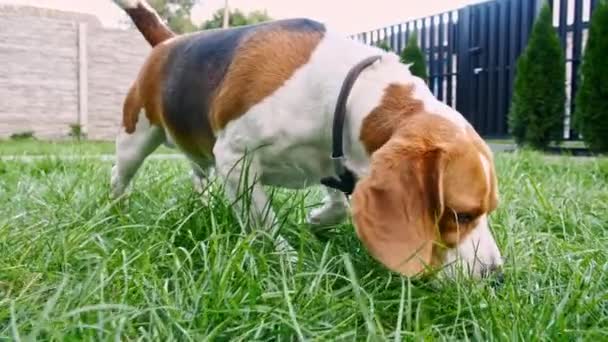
112, 0, 503, 278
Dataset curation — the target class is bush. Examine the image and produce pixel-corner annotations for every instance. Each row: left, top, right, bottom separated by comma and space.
376, 41, 392, 52
69, 123, 86, 141
400, 33, 428, 83
10, 131, 35, 140
508, 3, 565, 149
574, 0, 608, 153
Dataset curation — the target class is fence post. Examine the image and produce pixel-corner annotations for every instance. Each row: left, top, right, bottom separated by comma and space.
77, 22, 88, 135
534, 0, 544, 16
456, 5, 472, 118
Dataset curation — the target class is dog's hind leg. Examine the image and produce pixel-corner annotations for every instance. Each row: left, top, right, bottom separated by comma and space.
111, 114, 164, 199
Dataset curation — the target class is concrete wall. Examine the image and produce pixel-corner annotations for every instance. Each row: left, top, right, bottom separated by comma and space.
0, 5, 150, 140
87, 29, 148, 140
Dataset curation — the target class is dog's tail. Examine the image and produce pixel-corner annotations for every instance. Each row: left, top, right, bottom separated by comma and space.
115, 0, 175, 46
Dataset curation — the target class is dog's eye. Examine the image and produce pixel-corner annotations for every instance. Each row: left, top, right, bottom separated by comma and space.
456, 213, 474, 224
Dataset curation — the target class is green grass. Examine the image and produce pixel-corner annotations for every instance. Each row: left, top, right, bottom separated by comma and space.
1, 149, 607, 340
0, 139, 175, 156
485, 138, 588, 149
0, 138, 588, 156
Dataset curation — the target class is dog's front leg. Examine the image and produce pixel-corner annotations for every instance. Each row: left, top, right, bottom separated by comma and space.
189, 160, 213, 195
214, 146, 293, 255
308, 187, 349, 226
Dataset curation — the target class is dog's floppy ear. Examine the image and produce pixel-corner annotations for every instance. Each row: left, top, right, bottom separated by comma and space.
351, 138, 445, 276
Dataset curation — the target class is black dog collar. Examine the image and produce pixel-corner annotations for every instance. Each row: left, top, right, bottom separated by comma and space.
320, 55, 382, 196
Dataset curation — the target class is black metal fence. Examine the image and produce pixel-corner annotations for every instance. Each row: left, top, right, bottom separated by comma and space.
353, 0, 598, 139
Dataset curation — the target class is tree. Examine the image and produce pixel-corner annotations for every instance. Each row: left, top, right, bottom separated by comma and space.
508, 3, 565, 149
201, 8, 272, 30
146, 0, 198, 33
117, 0, 198, 33
400, 33, 428, 83
574, 0, 608, 153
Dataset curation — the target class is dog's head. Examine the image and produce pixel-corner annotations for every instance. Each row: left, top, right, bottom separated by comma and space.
352, 111, 502, 279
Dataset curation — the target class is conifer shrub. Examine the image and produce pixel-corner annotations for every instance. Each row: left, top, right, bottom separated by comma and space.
400, 33, 428, 83
508, 3, 565, 149
574, 0, 608, 153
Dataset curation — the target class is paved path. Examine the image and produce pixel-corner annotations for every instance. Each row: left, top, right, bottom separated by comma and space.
488, 143, 516, 153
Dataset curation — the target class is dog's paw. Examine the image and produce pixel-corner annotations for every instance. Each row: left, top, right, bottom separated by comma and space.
190, 170, 206, 194
275, 235, 298, 264
110, 165, 126, 199
307, 202, 347, 226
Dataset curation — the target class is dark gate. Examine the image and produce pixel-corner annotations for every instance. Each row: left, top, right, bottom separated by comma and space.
353, 0, 598, 139
456, 0, 539, 138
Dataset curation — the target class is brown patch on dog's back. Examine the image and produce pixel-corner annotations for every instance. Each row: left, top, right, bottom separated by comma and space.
211, 22, 325, 131
359, 84, 424, 154
122, 19, 325, 159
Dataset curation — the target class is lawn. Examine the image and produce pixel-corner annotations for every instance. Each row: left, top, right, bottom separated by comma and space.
0, 139, 176, 156
0, 145, 607, 340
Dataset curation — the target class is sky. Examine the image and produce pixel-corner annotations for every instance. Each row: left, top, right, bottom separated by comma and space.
0, 0, 487, 34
